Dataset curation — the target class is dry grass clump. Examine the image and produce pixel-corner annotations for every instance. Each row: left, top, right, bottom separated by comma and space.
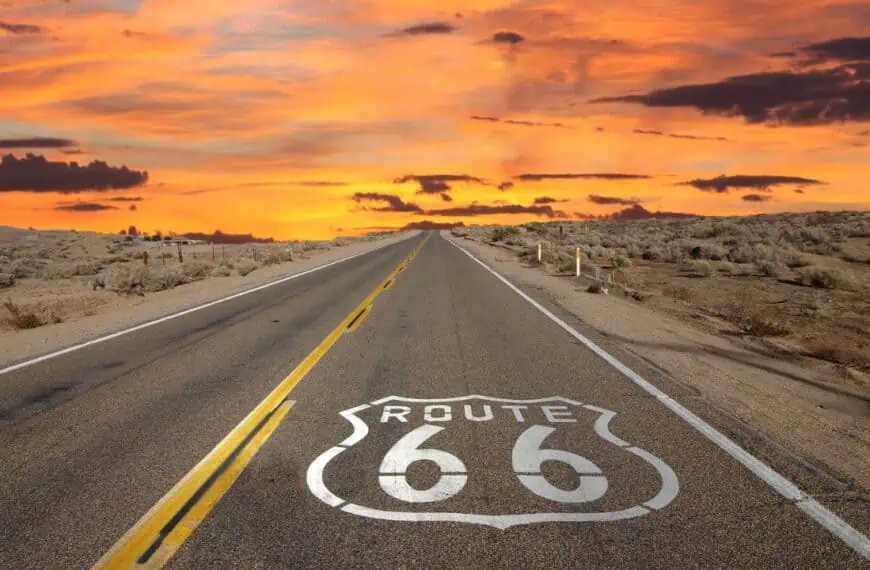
721, 292, 791, 337
2, 299, 44, 329
0, 273, 14, 289
102, 260, 216, 294
798, 266, 856, 290
755, 259, 788, 278
234, 259, 259, 276
806, 341, 870, 372
211, 265, 232, 277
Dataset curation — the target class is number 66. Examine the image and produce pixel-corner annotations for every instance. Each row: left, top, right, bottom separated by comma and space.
378, 424, 607, 504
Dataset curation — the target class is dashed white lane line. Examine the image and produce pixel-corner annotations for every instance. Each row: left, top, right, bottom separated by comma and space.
0, 234, 415, 377
445, 233, 870, 560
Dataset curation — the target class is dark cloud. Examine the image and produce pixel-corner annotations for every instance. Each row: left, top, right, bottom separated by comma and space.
681, 174, 824, 193
106, 196, 143, 202
401, 220, 465, 230
440, 193, 453, 202
470, 115, 566, 128
533, 196, 567, 204
795, 188, 806, 194
0, 21, 43, 34
592, 63, 870, 126
742, 193, 773, 202
0, 153, 149, 193
492, 31, 525, 45
497, 181, 514, 191
425, 203, 568, 219
771, 51, 797, 58
0, 137, 76, 149
352, 192, 423, 213
293, 180, 348, 187
129, 203, 138, 211
587, 194, 641, 206
394, 174, 487, 194
60, 148, 85, 155
55, 202, 117, 212
515, 173, 652, 181
398, 22, 456, 36
800, 37, 870, 63
633, 129, 728, 142
179, 230, 274, 244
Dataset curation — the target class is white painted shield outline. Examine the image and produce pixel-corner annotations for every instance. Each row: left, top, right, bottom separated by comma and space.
306, 395, 679, 529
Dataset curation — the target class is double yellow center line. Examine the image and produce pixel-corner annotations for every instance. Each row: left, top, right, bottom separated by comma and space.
94, 235, 429, 569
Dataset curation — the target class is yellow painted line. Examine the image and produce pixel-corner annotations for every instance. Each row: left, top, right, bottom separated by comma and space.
345, 305, 373, 333
93, 235, 429, 570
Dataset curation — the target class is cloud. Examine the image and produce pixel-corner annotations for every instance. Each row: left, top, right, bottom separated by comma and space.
398, 22, 456, 36
800, 37, 870, 63
742, 193, 773, 202
587, 194, 641, 206
129, 203, 138, 211
593, 63, 870, 126
497, 181, 514, 191
352, 192, 423, 213
0, 154, 149, 193
515, 173, 652, 181
0, 21, 43, 35
394, 174, 487, 194
0, 138, 77, 149
106, 196, 144, 202
492, 31, 524, 45
533, 196, 567, 204
60, 149, 85, 155
633, 129, 728, 142
681, 174, 824, 193
425, 203, 568, 218
55, 202, 118, 212
795, 188, 806, 194
470, 116, 566, 128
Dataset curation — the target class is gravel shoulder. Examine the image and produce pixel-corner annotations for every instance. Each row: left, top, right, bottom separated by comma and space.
0, 231, 415, 368
452, 233, 870, 493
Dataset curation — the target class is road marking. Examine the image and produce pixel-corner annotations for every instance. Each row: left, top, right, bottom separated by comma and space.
93, 235, 430, 569
346, 305, 373, 333
445, 234, 870, 559
307, 395, 678, 528
0, 233, 417, 377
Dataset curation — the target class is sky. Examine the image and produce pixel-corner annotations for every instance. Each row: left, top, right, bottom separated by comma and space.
1, 0, 869, 239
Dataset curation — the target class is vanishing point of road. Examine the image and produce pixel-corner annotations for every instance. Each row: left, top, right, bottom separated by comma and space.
1, 232, 868, 568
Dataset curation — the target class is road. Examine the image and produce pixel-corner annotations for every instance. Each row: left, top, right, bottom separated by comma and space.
0, 231, 868, 569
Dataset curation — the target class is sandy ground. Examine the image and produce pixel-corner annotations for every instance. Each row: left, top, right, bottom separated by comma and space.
449, 232, 870, 493
0, 231, 415, 368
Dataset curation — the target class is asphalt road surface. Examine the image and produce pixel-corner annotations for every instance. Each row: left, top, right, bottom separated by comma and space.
1, 232, 868, 569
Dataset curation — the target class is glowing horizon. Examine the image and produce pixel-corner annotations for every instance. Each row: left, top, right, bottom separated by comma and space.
1, 0, 869, 240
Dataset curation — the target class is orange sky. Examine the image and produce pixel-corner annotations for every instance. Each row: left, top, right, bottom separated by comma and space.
1, 0, 869, 239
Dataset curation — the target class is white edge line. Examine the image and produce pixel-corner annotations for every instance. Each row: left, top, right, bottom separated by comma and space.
1, 233, 416, 377
443, 232, 870, 560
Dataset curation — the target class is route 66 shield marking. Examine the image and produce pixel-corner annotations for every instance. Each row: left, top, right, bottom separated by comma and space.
306, 395, 679, 529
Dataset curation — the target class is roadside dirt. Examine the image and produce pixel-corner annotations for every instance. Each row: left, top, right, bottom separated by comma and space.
452, 233, 870, 493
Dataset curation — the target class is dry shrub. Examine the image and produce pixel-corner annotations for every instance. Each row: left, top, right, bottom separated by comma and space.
180, 260, 212, 281
723, 293, 791, 337
0, 273, 14, 289
9, 258, 41, 278
798, 266, 856, 290
235, 259, 260, 276
211, 265, 232, 277
755, 259, 788, 278
105, 264, 153, 294
664, 285, 692, 303
700, 244, 729, 261
783, 250, 812, 269
611, 255, 632, 268
586, 283, 603, 294
151, 268, 185, 290
2, 300, 44, 329
681, 259, 714, 277
841, 248, 869, 264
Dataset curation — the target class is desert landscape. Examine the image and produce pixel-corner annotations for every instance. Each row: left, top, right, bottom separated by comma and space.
455, 211, 870, 377
0, 226, 394, 333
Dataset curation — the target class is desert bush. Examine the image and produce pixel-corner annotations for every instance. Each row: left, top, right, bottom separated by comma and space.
806, 341, 870, 372
586, 283, 603, 294
799, 227, 829, 245
664, 286, 692, 303
642, 247, 664, 261
626, 244, 643, 259
490, 226, 519, 242
235, 259, 259, 276
755, 259, 788, 278
691, 260, 714, 277
9, 258, 41, 278
151, 268, 185, 290
104, 264, 154, 295
841, 248, 869, 264
798, 266, 856, 290
611, 255, 632, 268
73, 261, 103, 276
0, 273, 14, 289
723, 292, 790, 337
180, 260, 212, 281
2, 300, 44, 329
211, 265, 232, 277
700, 244, 729, 261
782, 250, 812, 268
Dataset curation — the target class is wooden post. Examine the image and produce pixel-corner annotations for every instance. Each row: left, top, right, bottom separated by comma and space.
143, 251, 149, 266
177, 242, 183, 264
212, 243, 215, 262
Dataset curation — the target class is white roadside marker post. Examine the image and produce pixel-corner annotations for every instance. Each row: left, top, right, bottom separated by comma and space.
537, 243, 542, 263
576, 247, 581, 277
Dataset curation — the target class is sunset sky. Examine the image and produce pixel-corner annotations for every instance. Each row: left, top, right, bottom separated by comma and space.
1, 0, 869, 239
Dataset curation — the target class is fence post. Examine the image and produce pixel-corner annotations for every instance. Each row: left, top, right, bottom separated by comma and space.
537, 243, 542, 262
576, 247, 581, 277
212, 242, 215, 262
177, 242, 183, 264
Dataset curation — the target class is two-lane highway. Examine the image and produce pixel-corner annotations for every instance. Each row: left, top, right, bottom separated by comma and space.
0, 232, 868, 568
